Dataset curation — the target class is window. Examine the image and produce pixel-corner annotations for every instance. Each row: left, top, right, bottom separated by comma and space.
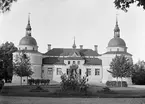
86, 68, 91, 76
68, 61, 70, 64
73, 61, 75, 64
33, 47, 35, 50
77, 61, 80, 65
25, 47, 27, 50
48, 68, 53, 75
66, 69, 69, 75
57, 68, 62, 75
95, 69, 100, 75
117, 48, 119, 51
42, 70, 44, 73
79, 69, 81, 75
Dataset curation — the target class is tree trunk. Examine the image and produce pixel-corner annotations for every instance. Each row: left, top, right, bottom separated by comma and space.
20, 76, 22, 86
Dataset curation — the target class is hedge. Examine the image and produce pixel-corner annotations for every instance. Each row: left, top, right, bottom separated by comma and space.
106, 81, 128, 87
28, 79, 50, 85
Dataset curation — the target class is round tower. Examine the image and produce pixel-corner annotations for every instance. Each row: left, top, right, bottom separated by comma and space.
12, 14, 42, 84
101, 14, 132, 85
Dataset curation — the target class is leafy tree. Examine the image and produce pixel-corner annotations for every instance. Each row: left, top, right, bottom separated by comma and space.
0, 42, 17, 82
132, 60, 145, 85
13, 51, 33, 85
114, 0, 145, 12
0, 0, 17, 13
108, 55, 133, 87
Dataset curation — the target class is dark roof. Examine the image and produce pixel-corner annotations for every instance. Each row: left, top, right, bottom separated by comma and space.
103, 51, 132, 56
16, 50, 42, 54
43, 48, 100, 56
42, 57, 102, 65
84, 58, 102, 65
43, 57, 65, 65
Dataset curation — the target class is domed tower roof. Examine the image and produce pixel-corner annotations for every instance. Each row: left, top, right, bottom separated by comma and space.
108, 37, 126, 47
19, 36, 37, 46
19, 13, 37, 46
108, 15, 126, 47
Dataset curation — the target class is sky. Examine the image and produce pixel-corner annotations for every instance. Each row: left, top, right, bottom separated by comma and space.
0, 0, 145, 63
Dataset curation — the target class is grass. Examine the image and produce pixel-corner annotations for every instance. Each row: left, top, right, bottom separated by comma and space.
1, 85, 145, 98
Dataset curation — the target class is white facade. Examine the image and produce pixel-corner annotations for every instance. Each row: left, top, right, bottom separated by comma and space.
12, 16, 133, 85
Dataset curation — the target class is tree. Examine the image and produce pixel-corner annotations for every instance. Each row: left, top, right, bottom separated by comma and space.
132, 60, 145, 85
108, 55, 133, 87
0, 42, 17, 82
114, 0, 145, 12
0, 0, 17, 13
13, 51, 33, 85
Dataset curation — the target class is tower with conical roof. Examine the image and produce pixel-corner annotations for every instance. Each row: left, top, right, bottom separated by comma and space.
101, 14, 132, 85
12, 13, 42, 84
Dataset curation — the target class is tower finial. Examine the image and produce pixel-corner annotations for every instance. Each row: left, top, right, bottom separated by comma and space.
72, 36, 76, 49
114, 13, 120, 38
26, 13, 32, 36
116, 13, 118, 26
28, 13, 30, 24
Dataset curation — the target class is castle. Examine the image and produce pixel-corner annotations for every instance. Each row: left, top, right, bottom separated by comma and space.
12, 15, 132, 85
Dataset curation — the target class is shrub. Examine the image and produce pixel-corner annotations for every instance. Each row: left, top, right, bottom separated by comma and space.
28, 79, 50, 85
106, 81, 128, 87
60, 74, 88, 92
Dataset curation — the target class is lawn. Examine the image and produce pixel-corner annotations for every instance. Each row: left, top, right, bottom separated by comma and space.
1, 84, 145, 98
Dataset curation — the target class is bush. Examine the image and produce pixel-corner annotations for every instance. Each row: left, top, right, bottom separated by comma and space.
106, 81, 128, 87
132, 72, 145, 85
60, 74, 88, 92
28, 79, 50, 85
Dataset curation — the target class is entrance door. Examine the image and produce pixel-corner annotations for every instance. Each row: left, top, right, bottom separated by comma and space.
47, 68, 53, 80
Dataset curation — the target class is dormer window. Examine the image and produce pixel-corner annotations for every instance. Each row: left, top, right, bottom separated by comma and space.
73, 61, 75, 64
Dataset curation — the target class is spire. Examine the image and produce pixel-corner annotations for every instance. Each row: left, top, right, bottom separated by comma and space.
26, 13, 32, 36
114, 14, 120, 38
72, 37, 76, 49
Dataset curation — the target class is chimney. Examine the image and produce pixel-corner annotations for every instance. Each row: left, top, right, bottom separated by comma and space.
48, 44, 51, 51
94, 45, 98, 53
80, 45, 83, 49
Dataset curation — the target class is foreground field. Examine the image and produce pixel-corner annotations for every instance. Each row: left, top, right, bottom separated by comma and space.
1, 96, 145, 104
1, 84, 145, 98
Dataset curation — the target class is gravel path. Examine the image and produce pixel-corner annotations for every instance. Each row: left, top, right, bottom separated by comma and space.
0, 96, 145, 104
